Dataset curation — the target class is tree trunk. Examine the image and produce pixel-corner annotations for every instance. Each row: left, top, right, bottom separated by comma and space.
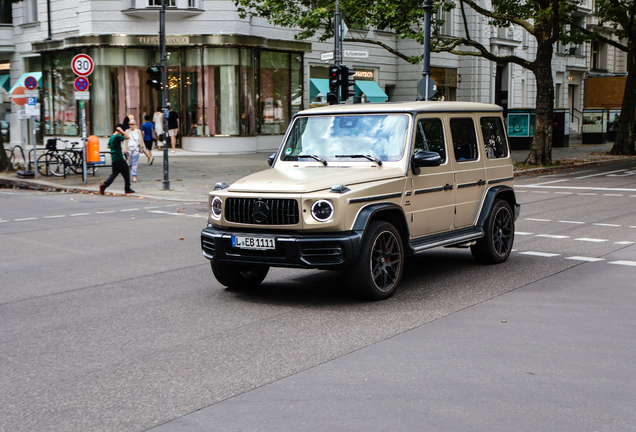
0, 126, 8, 172
609, 42, 636, 155
525, 24, 554, 166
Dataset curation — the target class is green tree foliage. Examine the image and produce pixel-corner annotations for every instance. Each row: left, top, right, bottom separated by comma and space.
235, 0, 592, 166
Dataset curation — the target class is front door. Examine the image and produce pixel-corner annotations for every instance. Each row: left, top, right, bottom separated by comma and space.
407, 116, 455, 237
448, 116, 487, 228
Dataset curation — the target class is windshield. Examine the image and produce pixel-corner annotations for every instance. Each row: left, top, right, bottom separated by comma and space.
281, 114, 410, 162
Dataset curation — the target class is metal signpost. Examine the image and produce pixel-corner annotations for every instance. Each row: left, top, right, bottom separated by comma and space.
24, 76, 39, 178
160, 0, 170, 191
72, 54, 94, 184
419, 0, 436, 101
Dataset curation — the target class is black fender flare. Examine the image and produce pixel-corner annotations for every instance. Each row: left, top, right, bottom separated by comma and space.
351, 203, 412, 254
476, 185, 520, 227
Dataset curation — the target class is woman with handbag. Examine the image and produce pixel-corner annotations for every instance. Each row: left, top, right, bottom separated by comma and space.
125, 120, 152, 182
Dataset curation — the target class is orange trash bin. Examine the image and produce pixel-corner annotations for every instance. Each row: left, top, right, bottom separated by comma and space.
87, 135, 100, 164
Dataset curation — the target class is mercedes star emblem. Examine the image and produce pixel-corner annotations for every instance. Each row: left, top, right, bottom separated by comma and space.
251, 199, 270, 223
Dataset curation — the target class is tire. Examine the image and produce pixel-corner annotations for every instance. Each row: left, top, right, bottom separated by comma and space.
211, 261, 269, 289
345, 221, 405, 300
51, 154, 72, 177
37, 153, 61, 177
471, 199, 514, 264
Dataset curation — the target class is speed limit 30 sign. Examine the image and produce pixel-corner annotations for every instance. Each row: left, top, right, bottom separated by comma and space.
71, 54, 94, 77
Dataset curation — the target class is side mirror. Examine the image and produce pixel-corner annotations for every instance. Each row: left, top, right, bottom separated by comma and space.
268, 152, 277, 167
412, 151, 442, 167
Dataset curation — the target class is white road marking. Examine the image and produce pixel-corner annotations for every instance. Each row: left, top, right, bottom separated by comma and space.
603, 194, 623, 197
558, 220, 585, 224
0, 220, 8, 223
187, 215, 208, 218
120, 208, 139, 212
519, 251, 561, 257
536, 234, 570, 239
532, 179, 571, 186
14, 218, 37, 221
143, 206, 160, 209
555, 192, 573, 195
631, 226, 636, 229
515, 231, 534, 236
575, 238, 609, 243
148, 210, 169, 214
578, 193, 598, 196
576, 169, 627, 179
525, 218, 551, 222
615, 241, 634, 245
70, 213, 90, 217
167, 212, 186, 216
96, 211, 115, 214
532, 191, 550, 194
566, 256, 605, 262
515, 190, 527, 193
608, 261, 636, 267
593, 223, 621, 227
43, 215, 65, 219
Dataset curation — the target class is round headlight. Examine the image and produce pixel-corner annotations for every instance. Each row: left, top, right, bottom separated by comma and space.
211, 196, 223, 219
311, 200, 334, 222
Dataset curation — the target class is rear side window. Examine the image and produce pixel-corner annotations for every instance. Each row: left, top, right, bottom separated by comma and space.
414, 118, 446, 163
480, 117, 509, 159
449, 118, 479, 162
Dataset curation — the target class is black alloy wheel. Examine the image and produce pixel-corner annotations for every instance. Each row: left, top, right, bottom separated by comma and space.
346, 221, 404, 300
471, 199, 514, 264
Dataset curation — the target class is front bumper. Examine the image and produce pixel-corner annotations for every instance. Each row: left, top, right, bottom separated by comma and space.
201, 226, 363, 269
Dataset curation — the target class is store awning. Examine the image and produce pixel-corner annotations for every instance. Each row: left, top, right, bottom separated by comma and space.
0, 75, 10, 92
9, 72, 42, 96
310, 78, 330, 99
355, 80, 388, 103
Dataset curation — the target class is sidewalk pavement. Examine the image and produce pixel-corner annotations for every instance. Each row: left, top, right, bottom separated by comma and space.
1, 142, 634, 203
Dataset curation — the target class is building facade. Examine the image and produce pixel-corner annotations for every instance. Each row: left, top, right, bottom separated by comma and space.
1, 0, 620, 153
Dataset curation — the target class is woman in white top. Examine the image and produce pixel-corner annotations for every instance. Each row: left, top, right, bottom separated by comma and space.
125, 119, 151, 182
153, 106, 164, 149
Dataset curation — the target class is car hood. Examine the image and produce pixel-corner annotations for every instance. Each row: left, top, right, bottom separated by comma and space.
228, 166, 406, 193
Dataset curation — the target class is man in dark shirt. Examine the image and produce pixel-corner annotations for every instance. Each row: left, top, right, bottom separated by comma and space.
100, 124, 135, 195
167, 105, 180, 153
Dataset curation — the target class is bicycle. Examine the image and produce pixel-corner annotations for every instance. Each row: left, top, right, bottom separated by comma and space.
63, 141, 99, 176
37, 139, 72, 177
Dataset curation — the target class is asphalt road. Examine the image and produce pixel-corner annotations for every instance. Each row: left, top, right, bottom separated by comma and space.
1, 159, 635, 432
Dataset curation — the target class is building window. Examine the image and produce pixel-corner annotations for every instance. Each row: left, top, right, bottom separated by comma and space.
591, 41, 607, 71
24, 0, 38, 22
149, 0, 176, 5
43, 51, 78, 136
1, 0, 12, 24
436, 9, 453, 36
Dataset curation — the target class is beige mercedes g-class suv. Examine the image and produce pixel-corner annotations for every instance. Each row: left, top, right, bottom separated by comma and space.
201, 101, 519, 300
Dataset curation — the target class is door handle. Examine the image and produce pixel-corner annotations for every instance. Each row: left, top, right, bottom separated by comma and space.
443, 184, 454, 191
477, 179, 486, 186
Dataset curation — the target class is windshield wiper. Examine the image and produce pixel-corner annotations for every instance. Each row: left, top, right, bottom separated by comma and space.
298, 154, 328, 166
335, 154, 383, 166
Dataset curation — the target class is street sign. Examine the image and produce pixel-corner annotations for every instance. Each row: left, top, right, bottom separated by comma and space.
11, 86, 27, 106
75, 91, 90, 100
321, 51, 334, 61
24, 76, 38, 90
17, 109, 27, 120
418, 77, 437, 99
74, 76, 89, 92
25, 99, 39, 116
344, 50, 369, 59
341, 20, 349, 41
24, 90, 39, 97
71, 54, 94, 77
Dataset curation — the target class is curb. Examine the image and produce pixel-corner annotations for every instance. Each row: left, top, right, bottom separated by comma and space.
514, 155, 636, 176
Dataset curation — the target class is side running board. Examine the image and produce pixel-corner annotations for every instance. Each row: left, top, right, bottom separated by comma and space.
409, 227, 484, 254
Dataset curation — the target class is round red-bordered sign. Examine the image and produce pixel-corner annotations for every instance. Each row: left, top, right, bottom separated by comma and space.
71, 54, 94, 77
24, 76, 38, 90
74, 76, 89, 92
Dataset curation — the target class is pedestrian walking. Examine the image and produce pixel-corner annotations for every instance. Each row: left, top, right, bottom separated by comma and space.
125, 119, 151, 182
167, 104, 180, 153
153, 106, 164, 149
100, 125, 134, 195
141, 114, 156, 166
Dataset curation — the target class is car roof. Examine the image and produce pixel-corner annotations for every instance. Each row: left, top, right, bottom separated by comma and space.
297, 101, 503, 116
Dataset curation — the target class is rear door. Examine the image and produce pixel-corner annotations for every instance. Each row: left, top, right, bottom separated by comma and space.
407, 115, 455, 237
448, 116, 487, 228
478, 115, 513, 183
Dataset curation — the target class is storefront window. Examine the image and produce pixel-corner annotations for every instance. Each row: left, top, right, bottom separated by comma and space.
89, 48, 124, 136
203, 47, 240, 136
125, 49, 155, 125
260, 51, 290, 135
43, 51, 77, 136
240, 49, 255, 136
291, 54, 302, 117
184, 48, 203, 136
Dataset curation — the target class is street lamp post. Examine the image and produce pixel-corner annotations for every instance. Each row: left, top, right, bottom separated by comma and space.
421, 0, 434, 101
161, 0, 170, 190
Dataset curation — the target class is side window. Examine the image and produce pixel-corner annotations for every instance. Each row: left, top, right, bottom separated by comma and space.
480, 117, 509, 159
449, 117, 479, 162
414, 118, 446, 163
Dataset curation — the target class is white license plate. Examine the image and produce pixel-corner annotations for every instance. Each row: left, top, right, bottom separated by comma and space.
232, 236, 276, 250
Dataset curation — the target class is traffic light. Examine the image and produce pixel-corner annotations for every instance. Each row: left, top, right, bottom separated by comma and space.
340, 65, 356, 101
146, 66, 162, 91
327, 65, 341, 105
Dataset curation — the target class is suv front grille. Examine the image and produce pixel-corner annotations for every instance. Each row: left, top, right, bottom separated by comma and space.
201, 236, 215, 256
225, 198, 299, 225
